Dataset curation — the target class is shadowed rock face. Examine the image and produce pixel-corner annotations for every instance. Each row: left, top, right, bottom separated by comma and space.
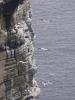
3, 0, 24, 31
0, 0, 40, 100
3, 0, 19, 30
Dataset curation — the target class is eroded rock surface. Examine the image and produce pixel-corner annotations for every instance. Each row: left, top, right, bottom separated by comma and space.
0, 0, 40, 100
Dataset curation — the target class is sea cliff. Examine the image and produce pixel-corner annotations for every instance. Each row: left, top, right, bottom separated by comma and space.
0, 0, 40, 100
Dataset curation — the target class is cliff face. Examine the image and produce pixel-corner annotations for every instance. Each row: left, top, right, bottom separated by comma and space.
0, 0, 40, 100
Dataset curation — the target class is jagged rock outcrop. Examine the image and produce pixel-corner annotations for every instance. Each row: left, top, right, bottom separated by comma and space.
0, 0, 40, 100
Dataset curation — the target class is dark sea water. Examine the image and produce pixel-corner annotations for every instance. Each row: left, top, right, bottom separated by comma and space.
31, 0, 75, 100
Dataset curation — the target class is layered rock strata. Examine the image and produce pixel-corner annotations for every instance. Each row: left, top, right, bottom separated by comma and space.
0, 0, 40, 100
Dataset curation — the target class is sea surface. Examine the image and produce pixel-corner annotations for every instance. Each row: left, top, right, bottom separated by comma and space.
31, 0, 75, 100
